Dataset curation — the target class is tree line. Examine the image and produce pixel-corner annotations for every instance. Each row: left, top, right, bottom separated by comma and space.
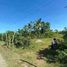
0, 18, 67, 48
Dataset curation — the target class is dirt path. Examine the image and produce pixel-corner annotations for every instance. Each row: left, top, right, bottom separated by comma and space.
0, 54, 7, 67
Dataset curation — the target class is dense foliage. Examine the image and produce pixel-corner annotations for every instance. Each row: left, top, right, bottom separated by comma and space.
0, 18, 53, 47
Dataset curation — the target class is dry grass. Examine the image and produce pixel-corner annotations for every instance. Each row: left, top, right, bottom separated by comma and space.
0, 38, 62, 67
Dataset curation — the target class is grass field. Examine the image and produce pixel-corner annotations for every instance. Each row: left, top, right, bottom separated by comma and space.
0, 37, 63, 67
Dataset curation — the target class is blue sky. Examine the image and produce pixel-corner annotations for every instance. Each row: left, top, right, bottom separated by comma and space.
0, 0, 67, 33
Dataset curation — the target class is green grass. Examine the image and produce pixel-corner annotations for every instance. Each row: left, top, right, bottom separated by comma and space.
0, 41, 5, 45
0, 37, 63, 67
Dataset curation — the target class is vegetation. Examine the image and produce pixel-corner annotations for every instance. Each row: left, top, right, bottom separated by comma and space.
0, 18, 67, 67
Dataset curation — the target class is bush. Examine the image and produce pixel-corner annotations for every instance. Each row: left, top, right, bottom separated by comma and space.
22, 37, 31, 48
14, 36, 31, 48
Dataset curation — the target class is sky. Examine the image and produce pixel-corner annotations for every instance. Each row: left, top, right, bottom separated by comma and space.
0, 0, 67, 33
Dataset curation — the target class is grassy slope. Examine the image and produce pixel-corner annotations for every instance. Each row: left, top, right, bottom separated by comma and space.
0, 34, 63, 67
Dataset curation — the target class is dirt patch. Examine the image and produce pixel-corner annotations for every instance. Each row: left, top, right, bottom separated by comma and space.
0, 54, 7, 67
36, 39, 43, 43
